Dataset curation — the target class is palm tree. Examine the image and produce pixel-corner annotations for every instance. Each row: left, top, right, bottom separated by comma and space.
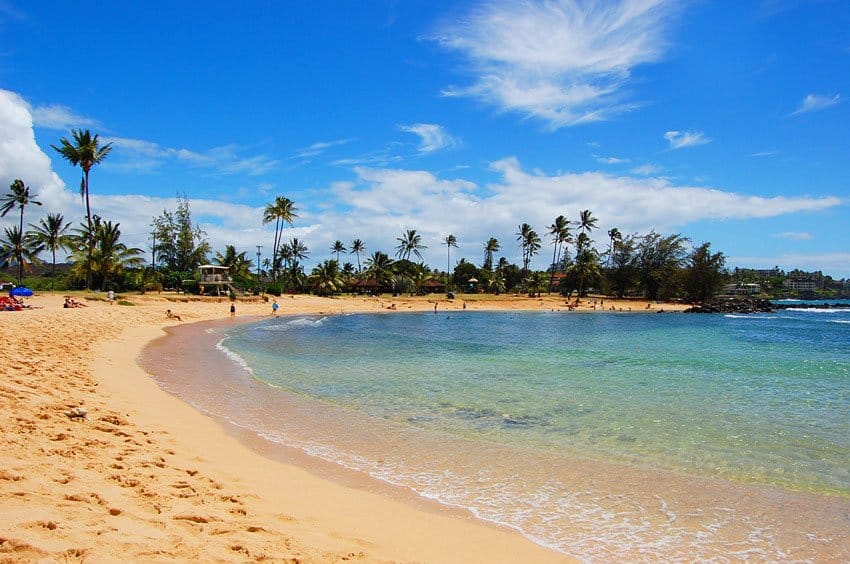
26, 212, 72, 276
215, 245, 254, 280
395, 229, 427, 261
547, 215, 571, 293
483, 237, 500, 271
578, 209, 598, 235
516, 223, 541, 275
0, 226, 42, 285
606, 227, 622, 268
443, 234, 458, 293
1, 179, 42, 243
52, 129, 113, 289
350, 239, 365, 272
330, 240, 346, 262
280, 237, 309, 292
364, 251, 394, 288
90, 219, 144, 290
571, 246, 602, 297
309, 260, 344, 296
262, 196, 297, 282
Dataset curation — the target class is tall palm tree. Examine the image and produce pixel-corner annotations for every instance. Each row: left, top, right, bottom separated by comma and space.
26, 212, 72, 276
607, 227, 622, 268
280, 237, 309, 292
483, 237, 500, 271
1, 179, 42, 243
263, 196, 297, 282
52, 129, 113, 289
330, 240, 346, 262
350, 238, 365, 272
443, 234, 458, 293
516, 223, 541, 275
547, 215, 571, 293
578, 209, 598, 235
0, 226, 42, 285
395, 229, 427, 261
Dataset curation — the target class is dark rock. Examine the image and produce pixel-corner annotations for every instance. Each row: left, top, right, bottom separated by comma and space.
684, 297, 774, 314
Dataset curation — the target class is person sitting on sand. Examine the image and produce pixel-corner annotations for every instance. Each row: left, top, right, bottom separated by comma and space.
166, 309, 182, 321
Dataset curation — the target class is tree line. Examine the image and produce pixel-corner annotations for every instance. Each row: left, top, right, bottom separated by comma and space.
1, 129, 728, 302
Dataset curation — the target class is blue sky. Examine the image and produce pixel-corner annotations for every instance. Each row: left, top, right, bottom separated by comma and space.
1, 0, 848, 277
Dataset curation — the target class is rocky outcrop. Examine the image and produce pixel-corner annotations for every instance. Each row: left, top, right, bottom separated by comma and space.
684, 297, 775, 314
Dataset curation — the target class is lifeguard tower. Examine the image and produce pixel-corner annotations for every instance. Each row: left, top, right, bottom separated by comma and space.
197, 264, 237, 296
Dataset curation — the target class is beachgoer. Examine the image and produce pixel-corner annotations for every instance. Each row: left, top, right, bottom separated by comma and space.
272, 299, 279, 316
107, 290, 114, 304
463, 301, 467, 310
434, 302, 438, 314
166, 309, 182, 321
230, 303, 236, 318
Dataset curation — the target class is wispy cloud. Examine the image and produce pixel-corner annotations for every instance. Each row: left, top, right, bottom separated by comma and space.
790, 93, 841, 116
773, 231, 814, 241
595, 155, 630, 165
430, 0, 678, 129
29, 103, 100, 130
106, 137, 278, 176
630, 163, 663, 175
294, 138, 354, 160
751, 150, 777, 157
399, 123, 458, 153
664, 130, 711, 150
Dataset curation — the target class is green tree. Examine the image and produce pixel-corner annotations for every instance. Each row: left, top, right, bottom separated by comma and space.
151, 195, 210, 272
682, 242, 727, 303
547, 215, 572, 293
452, 258, 478, 293
0, 226, 42, 284
578, 209, 598, 235
280, 238, 309, 292
331, 240, 347, 262
443, 234, 458, 293
89, 218, 144, 290
483, 237, 500, 271
607, 233, 639, 298
27, 213, 72, 277
1, 179, 42, 242
52, 130, 113, 289
516, 223, 541, 277
636, 231, 689, 300
365, 251, 395, 288
395, 229, 426, 261
1, 179, 42, 283
350, 238, 365, 272
263, 196, 297, 281
606, 227, 622, 268
215, 245, 254, 288
309, 260, 344, 296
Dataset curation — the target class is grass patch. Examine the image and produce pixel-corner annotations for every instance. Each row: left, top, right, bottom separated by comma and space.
117, 300, 135, 306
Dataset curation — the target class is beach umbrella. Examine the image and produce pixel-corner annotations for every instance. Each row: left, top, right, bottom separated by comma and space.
9, 286, 33, 297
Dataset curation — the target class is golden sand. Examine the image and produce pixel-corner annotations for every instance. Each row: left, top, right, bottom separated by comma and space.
4, 291, 655, 562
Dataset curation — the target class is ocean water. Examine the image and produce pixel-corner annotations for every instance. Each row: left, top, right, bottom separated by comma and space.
145, 309, 850, 560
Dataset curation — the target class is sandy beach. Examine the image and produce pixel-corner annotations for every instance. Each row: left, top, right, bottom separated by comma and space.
1, 291, 671, 562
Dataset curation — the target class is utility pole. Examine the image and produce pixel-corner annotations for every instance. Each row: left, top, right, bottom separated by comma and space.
256, 245, 263, 278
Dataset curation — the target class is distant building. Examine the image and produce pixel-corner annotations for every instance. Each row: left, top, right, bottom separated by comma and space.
724, 283, 762, 295
784, 277, 818, 293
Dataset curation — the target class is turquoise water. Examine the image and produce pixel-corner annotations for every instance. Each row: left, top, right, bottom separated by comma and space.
222, 310, 850, 495
144, 308, 849, 559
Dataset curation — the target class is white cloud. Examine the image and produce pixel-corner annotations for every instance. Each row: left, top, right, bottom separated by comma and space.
106, 137, 278, 176
28, 103, 100, 130
664, 130, 711, 150
772, 231, 813, 241
790, 93, 841, 116
630, 163, 663, 175
595, 155, 630, 164
0, 89, 75, 222
751, 150, 777, 157
430, 0, 677, 129
399, 123, 458, 153
294, 138, 354, 159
